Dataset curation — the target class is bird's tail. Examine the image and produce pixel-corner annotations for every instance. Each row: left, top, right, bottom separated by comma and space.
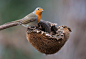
9, 19, 21, 24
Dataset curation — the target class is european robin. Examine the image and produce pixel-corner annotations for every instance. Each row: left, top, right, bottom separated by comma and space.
12, 7, 44, 27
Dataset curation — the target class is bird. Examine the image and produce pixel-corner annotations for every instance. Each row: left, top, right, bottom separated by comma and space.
0, 7, 43, 30
11, 7, 44, 27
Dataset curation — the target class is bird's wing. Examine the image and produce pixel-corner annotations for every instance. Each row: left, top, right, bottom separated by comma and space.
17, 13, 37, 24
20, 17, 37, 24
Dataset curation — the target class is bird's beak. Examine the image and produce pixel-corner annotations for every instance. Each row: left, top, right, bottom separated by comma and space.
42, 10, 44, 12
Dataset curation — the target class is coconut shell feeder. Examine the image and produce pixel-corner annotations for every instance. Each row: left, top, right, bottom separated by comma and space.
26, 20, 72, 55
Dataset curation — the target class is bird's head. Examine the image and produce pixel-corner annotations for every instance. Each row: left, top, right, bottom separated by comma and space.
33, 7, 44, 15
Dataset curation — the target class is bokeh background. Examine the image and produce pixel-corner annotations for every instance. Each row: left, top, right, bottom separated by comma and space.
0, 0, 86, 59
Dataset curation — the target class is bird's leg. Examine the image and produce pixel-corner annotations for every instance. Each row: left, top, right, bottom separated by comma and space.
35, 24, 38, 28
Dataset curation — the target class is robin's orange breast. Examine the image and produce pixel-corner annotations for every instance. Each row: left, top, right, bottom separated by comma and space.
35, 10, 42, 23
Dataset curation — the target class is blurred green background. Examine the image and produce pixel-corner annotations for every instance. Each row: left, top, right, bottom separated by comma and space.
0, 0, 86, 59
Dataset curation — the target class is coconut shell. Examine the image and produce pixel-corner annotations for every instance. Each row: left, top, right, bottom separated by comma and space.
26, 21, 72, 54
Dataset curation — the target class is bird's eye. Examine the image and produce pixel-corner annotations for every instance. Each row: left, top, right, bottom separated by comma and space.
38, 9, 39, 10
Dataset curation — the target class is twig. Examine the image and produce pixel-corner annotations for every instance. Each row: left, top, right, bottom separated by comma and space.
0, 22, 19, 31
